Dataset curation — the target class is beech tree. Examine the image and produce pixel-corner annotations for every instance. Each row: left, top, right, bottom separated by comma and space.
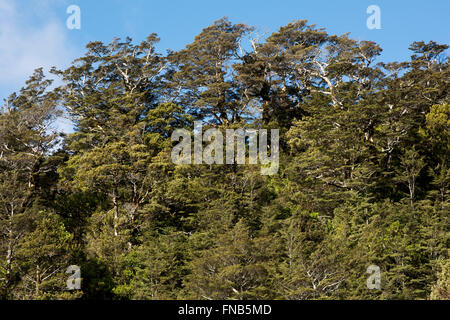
0, 18, 448, 300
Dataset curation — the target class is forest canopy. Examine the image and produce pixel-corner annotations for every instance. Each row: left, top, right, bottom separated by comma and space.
0, 18, 448, 300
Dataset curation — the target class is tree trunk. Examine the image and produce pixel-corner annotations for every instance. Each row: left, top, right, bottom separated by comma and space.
4, 206, 14, 297
112, 188, 119, 237
35, 265, 40, 297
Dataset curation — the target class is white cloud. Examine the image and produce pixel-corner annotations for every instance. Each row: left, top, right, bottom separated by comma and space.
0, 0, 77, 133
0, 0, 75, 90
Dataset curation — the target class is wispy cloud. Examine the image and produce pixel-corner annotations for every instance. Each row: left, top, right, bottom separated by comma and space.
0, 0, 75, 97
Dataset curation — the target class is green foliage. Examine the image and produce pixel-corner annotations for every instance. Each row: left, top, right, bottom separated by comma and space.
0, 18, 448, 300
430, 259, 450, 300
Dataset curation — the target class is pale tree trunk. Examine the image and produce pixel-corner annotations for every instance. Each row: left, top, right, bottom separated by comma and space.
3, 204, 14, 297
112, 188, 119, 237
35, 265, 40, 297
408, 176, 416, 210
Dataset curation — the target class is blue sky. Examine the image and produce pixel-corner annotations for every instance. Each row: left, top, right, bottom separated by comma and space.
1, 0, 449, 102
